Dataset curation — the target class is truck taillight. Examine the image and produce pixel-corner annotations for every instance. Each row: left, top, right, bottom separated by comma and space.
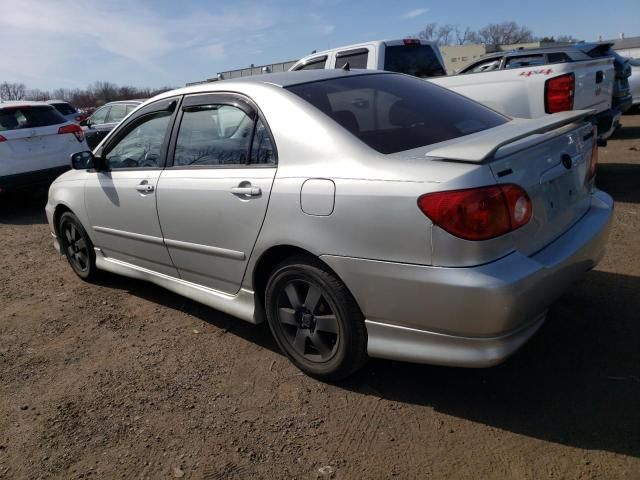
58, 124, 84, 143
403, 38, 421, 46
545, 73, 575, 113
0, 135, 6, 143
418, 184, 532, 241
587, 127, 598, 182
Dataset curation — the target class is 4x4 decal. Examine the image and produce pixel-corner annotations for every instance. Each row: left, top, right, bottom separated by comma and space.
520, 69, 554, 77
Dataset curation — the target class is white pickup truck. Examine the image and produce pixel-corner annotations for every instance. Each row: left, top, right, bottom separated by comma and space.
289, 39, 616, 141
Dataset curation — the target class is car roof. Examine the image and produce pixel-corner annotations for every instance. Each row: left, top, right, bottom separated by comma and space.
150, 70, 389, 106
104, 99, 147, 106
480, 42, 614, 59
46, 99, 71, 105
0, 100, 54, 109
178, 69, 385, 96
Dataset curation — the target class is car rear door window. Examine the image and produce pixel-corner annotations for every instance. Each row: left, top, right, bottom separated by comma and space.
295, 56, 328, 71
505, 55, 546, 69
335, 48, 369, 69
104, 111, 172, 169
547, 52, 571, 64
173, 105, 255, 166
287, 73, 507, 154
384, 45, 446, 77
51, 103, 77, 115
0, 106, 65, 131
250, 119, 275, 164
461, 57, 502, 74
107, 104, 127, 123
89, 106, 109, 125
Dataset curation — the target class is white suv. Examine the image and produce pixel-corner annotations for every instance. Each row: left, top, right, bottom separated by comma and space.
0, 101, 88, 193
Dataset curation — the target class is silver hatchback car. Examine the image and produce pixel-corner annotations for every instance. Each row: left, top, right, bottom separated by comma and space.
46, 70, 613, 380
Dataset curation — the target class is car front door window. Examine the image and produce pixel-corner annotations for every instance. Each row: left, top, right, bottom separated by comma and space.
104, 112, 172, 169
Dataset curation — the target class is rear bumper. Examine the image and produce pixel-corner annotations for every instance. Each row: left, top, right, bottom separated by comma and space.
594, 109, 619, 141
322, 190, 614, 367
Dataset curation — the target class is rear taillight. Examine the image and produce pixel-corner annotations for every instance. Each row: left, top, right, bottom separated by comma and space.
418, 184, 532, 241
0, 135, 6, 143
403, 38, 421, 46
58, 124, 84, 143
587, 127, 598, 182
545, 73, 575, 113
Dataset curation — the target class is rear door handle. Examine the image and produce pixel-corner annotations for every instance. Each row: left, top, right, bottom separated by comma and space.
136, 181, 155, 193
231, 186, 261, 196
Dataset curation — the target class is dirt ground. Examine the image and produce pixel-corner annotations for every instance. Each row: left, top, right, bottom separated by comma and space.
1, 113, 639, 480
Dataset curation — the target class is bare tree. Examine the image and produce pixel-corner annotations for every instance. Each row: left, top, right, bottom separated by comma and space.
0, 82, 27, 101
454, 25, 477, 45
475, 21, 535, 46
555, 34, 580, 43
417, 23, 438, 43
436, 24, 456, 46
25, 89, 50, 101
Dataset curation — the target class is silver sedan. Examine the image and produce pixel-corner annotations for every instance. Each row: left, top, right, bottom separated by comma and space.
46, 70, 613, 380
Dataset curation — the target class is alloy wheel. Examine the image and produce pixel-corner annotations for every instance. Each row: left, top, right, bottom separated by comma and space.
63, 221, 90, 273
276, 279, 340, 362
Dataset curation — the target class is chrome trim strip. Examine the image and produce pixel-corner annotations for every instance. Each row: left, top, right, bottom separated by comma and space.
164, 238, 246, 260
92, 226, 165, 246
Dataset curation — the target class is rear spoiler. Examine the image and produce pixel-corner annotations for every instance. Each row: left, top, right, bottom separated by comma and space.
426, 110, 595, 163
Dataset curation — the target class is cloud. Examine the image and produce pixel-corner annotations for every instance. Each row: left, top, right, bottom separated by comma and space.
402, 8, 429, 19
315, 24, 337, 35
0, 0, 277, 88
200, 44, 226, 60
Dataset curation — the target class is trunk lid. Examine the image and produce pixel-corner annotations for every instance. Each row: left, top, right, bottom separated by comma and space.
426, 112, 597, 256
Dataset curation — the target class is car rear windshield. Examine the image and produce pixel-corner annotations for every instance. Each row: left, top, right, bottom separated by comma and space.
384, 45, 446, 78
51, 102, 77, 115
0, 106, 66, 132
286, 73, 508, 154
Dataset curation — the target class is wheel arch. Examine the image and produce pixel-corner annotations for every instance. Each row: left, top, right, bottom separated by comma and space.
250, 244, 363, 321
52, 203, 73, 239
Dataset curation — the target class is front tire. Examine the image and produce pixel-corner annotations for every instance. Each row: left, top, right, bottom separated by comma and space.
58, 212, 98, 281
265, 256, 367, 381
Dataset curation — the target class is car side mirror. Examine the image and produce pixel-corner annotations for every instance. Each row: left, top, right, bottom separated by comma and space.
70, 151, 107, 171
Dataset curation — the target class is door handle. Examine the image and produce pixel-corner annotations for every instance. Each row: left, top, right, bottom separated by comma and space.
231, 184, 261, 197
136, 181, 155, 193
596, 70, 604, 84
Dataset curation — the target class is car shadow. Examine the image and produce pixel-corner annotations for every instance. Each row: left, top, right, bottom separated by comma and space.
597, 162, 640, 203
341, 269, 640, 458
93, 272, 279, 354
94, 267, 639, 458
609, 125, 640, 140
0, 190, 48, 225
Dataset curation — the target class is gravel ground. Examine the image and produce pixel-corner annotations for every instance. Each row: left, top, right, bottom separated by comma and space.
0, 113, 639, 479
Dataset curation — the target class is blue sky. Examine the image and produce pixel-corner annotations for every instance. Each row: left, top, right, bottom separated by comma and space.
0, 0, 638, 91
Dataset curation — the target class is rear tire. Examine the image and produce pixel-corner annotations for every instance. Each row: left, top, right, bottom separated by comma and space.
265, 255, 367, 381
58, 212, 98, 281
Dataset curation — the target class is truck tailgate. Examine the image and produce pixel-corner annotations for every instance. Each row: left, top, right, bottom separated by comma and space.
430, 58, 614, 119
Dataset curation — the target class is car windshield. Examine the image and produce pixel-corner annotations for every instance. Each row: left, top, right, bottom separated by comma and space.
383, 45, 447, 78
51, 103, 77, 115
286, 73, 508, 154
0, 106, 66, 131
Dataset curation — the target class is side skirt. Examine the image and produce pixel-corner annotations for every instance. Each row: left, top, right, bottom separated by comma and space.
94, 248, 259, 324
